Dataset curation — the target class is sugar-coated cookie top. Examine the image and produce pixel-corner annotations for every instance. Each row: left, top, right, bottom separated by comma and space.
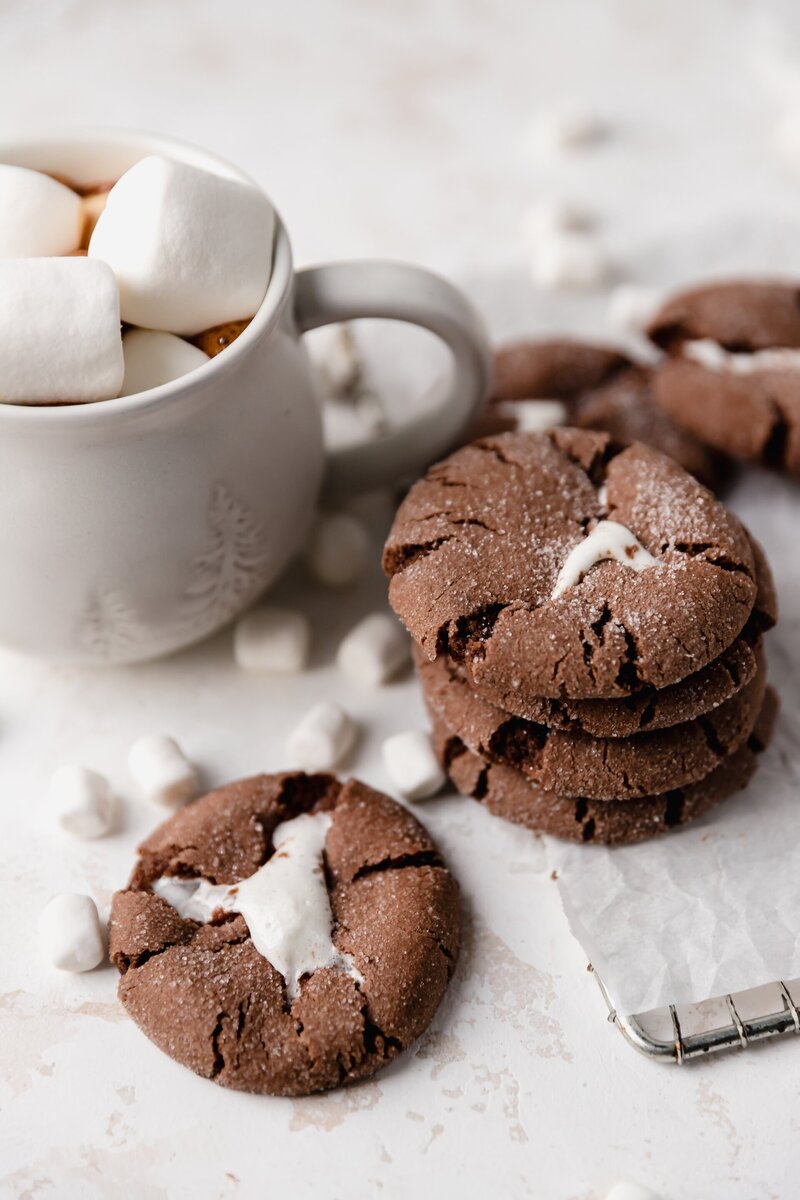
384, 428, 758, 700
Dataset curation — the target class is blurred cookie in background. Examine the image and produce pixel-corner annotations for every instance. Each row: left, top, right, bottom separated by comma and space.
478, 338, 731, 491
647, 280, 800, 477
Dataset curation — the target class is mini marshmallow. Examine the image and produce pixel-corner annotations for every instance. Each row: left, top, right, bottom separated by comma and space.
530, 231, 610, 291
607, 284, 662, 333
0, 257, 123, 404
128, 735, 198, 808
382, 730, 445, 801
0, 165, 83, 257
312, 323, 362, 397
48, 765, 114, 839
233, 606, 311, 673
605, 1183, 662, 1200
520, 199, 591, 250
38, 893, 105, 973
120, 329, 208, 396
89, 155, 275, 334
530, 107, 606, 154
304, 512, 370, 588
287, 702, 357, 771
495, 398, 568, 433
337, 612, 411, 686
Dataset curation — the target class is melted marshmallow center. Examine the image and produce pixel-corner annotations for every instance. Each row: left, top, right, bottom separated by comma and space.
552, 519, 657, 598
152, 810, 361, 1000
684, 339, 800, 375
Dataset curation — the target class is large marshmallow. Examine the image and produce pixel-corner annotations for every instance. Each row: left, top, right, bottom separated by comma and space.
0, 165, 83, 257
120, 329, 208, 396
38, 893, 105, 972
0, 257, 123, 404
89, 155, 275, 334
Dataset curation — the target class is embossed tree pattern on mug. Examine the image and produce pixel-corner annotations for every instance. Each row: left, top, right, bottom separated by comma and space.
181, 484, 271, 635
78, 587, 145, 662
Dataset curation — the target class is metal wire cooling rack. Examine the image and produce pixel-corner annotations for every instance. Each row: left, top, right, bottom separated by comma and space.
593, 970, 800, 1063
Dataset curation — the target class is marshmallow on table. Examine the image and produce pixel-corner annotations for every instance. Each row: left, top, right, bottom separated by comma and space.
520, 198, 591, 249
89, 155, 275, 334
530, 107, 606, 154
495, 398, 568, 433
120, 329, 208, 396
233, 606, 311, 672
38, 893, 105, 972
607, 284, 662, 334
0, 257, 123, 404
48, 765, 114, 839
304, 512, 370, 587
382, 730, 445, 801
128, 735, 198, 808
530, 230, 610, 291
337, 612, 411, 686
0, 164, 83, 257
288, 702, 357, 771
310, 323, 362, 397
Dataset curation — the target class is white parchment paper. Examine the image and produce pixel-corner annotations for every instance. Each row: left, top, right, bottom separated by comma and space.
550, 469, 800, 1014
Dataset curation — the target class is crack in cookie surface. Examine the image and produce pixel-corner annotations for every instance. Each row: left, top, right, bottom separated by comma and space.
419, 647, 767, 800
431, 693, 777, 844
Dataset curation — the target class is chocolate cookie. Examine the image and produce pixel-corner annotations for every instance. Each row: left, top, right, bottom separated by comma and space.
419, 647, 767, 800
431, 688, 777, 844
464, 529, 776, 736
487, 339, 728, 490
383, 428, 758, 701
109, 773, 460, 1097
647, 281, 800, 474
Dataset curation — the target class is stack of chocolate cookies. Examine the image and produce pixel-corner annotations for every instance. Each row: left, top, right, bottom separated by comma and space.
383, 428, 777, 845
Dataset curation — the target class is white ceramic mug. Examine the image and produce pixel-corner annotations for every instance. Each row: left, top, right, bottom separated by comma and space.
0, 130, 490, 664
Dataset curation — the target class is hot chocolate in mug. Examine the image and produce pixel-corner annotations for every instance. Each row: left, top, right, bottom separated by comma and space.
0, 130, 490, 664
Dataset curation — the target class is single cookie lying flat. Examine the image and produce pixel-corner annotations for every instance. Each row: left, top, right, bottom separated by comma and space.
384, 429, 758, 702
463, 528, 776, 736
486, 339, 728, 490
431, 688, 778, 844
648, 281, 800, 474
419, 648, 766, 800
109, 773, 460, 1097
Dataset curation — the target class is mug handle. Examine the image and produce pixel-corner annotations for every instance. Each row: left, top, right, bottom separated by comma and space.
293, 261, 491, 496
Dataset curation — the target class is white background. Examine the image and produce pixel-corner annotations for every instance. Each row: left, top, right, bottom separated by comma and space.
2, 2, 800, 1197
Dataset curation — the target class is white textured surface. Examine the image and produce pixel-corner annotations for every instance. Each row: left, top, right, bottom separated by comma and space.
2, 2, 800, 1198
